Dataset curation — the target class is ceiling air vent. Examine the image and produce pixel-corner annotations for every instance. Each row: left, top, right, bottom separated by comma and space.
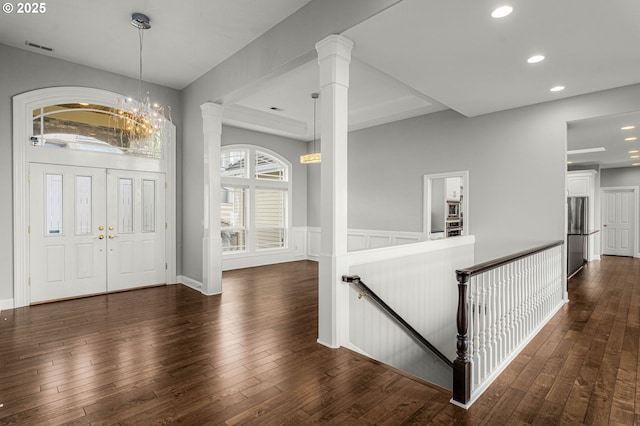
25, 41, 54, 52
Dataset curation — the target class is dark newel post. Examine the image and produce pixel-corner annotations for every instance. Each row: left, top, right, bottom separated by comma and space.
453, 270, 471, 405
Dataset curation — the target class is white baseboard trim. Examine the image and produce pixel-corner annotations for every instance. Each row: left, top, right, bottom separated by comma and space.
177, 275, 203, 292
316, 338, 340, 349
0, 298, 14, 312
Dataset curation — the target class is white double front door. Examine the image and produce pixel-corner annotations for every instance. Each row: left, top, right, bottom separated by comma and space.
30, 163, 166, 303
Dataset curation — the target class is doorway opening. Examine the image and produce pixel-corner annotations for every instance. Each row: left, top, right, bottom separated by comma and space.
13, 87, 177, 307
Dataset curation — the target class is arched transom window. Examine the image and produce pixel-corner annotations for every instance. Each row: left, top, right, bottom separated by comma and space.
220, 145, 291, 254
31, 102, 169, 158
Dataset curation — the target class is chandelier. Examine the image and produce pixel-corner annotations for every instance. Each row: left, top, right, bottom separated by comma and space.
300, 92, 321, 164
114, 12, 171, 158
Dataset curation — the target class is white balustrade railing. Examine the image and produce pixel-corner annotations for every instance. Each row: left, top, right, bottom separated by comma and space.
453, 241, 565, 407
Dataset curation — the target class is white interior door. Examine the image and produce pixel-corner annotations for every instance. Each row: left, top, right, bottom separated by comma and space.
30, 164, 166, 303
602, 190, 635, 257
106, 170, 166, 292
30, 164, 108, 302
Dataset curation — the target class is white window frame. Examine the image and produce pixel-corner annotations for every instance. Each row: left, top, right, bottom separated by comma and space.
221, 145, 292, 257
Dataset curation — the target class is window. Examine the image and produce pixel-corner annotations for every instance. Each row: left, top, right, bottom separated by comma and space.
220, 146, 291, 254
31, 103, 167, 158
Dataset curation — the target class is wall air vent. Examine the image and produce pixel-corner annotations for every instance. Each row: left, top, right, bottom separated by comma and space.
25, 41, 54, 52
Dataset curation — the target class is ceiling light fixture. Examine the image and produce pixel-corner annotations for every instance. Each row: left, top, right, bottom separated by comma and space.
625, 137, 638, 141
550, 86, 565, 92
633, 163, 640, 166
491, 5, 513, 18
300, 93, 321, 164
527, 55, 545, 64
631, 155, 640, 159
621, 125, 636, 130
115, 12, 171, 157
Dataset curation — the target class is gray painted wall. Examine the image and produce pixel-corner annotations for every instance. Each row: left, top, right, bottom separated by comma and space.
601, 167, 640, 188
308, 84, 640, 262
0, 43, 181, 301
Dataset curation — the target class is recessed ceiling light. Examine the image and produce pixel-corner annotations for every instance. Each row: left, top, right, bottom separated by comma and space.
625, 137, 638, 141
631, 155, 640, 159
550, 86, 565, 92
567, 161, 574, 164
527, 55, 545, 64
633, 163, 640, 166
621, 126, 636, 130
491, 5, 513, 18
629, 150, 640, 154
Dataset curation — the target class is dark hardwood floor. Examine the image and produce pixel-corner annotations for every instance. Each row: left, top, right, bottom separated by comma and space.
0, 256, 639, 425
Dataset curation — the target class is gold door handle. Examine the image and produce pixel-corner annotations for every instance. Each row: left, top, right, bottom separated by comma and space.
108, 226, 114, 231
98, 226, 104, 231
97, 234, 104, 240
108, 235, 118, 239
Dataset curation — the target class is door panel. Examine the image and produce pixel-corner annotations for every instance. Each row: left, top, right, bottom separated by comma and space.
30, 164, 107, 302
106, 170, 166, 291
30, 164, 166, 303
602, 190, 635, 257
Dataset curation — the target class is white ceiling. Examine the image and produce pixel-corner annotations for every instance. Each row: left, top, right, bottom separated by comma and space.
2, 0, 640, 166
0, 0, 313, 89
344, 0, 640, 117
568, 112, 640, 169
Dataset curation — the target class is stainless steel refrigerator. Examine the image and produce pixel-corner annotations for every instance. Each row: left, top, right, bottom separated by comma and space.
568, 196, 589, 234
567, 196, 589, 277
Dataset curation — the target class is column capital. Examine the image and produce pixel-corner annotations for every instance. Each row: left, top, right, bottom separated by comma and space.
201, 102, 223, 134
315, 35, 354, 64
201, 102, 224, 119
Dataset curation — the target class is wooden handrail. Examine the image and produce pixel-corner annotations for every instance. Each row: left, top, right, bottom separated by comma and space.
342, 275, 454, 368
456, 240, 564, 280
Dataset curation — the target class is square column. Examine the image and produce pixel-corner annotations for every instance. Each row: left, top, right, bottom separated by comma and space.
201, 102, 224, 295
316, 35, 354, 348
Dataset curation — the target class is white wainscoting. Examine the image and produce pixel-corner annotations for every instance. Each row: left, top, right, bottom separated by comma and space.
222, 227, 308, 270
343, 236, 475, 390
307, 227, 425, 259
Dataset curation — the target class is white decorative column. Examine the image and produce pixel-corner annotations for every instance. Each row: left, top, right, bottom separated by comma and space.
201, 102, 224, 295
316, 35, 354, 348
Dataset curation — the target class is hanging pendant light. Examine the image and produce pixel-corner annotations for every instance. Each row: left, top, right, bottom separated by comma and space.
300, 92, 321, 164
114, 12, 171, 158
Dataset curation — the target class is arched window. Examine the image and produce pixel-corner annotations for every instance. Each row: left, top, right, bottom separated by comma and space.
220, 145, 291, 254
31, 102, 169, 158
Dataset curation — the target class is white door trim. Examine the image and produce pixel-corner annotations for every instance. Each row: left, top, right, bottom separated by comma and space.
13, 86, 177, 308
600, 186, 640, 258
